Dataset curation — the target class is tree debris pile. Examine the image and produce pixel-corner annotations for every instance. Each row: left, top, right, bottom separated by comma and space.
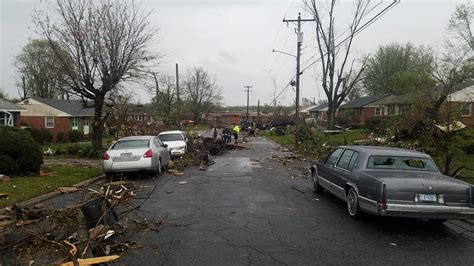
0, 180, 167, 265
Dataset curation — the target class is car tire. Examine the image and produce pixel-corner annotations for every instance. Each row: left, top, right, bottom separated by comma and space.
156, 159, 162, 175
346, 187, 362, 219
311, 168, 324, 194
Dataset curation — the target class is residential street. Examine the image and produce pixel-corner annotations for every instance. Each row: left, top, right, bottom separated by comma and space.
118, 136, 474, 265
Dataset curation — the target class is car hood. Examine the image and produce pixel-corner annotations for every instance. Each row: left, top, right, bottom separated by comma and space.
163, 140, 186, 149
366, 170, 470, 194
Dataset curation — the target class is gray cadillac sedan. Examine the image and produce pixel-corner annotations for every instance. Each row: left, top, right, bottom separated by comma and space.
310, 146, 474, 221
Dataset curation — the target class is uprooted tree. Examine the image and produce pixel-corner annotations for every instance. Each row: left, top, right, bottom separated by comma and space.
35, 0, 157, 149
306, 0, 372, 129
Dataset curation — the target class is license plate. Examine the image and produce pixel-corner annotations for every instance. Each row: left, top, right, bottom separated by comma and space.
120, 153, 132, 160
418, 193, 437, 203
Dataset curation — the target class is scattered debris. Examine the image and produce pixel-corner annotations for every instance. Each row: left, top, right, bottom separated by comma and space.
57, 187, 78, 193
165, 191, 174, 194
60, 255, 120, 266
178, 181, 188, 185
0, 193, 9, 199
168, 169, 179, 174
389, 242, 397, 246
291, 186, 305, 194
0, 174, 11, 182
172, 172, 185, 177
311, 198, 320, 202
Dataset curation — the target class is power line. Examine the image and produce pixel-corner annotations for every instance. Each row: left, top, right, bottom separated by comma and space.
270, 0, 400, 106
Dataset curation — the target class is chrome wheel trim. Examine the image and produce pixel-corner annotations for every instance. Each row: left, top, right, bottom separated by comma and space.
347, 190, 358, 216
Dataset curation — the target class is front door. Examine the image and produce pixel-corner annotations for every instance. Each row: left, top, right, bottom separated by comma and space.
83, 118, 90, 135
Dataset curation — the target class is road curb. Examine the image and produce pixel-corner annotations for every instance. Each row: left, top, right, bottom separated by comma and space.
16, 174, 105, 208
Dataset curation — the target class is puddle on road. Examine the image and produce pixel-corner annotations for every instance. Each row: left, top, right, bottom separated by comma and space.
208, 157, 262, 174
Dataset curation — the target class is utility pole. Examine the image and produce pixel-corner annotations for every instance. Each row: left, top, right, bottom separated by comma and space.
244, 86, 252, 123
257, 99, 260, 124
283, 13, 315, 146
175, 63, 180, 123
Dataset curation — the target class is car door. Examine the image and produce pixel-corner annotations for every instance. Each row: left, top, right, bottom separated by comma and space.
333, 149, 358, 188
154, 137, 170, 165
319, 148, 344, 183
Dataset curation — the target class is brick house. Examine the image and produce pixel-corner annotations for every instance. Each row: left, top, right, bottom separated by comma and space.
339, 94, 391, 125
0, 98, 24, 127
308, 103, 328, 120
447, 83, 474, 126
204, 112, 242, 125
126, 104, 162, 125
16, 97, 94, 141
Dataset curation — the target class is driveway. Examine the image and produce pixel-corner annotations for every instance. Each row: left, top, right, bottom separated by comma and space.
120, 136, 474, 265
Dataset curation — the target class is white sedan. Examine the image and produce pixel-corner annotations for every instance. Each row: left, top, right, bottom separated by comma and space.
102, 135, 170, 176
158, 130, 188, 157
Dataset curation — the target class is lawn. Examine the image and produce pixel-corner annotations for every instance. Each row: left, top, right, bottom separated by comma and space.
262, 127, 474, 184
262, 128, 367, 159
0, 165, 103, 207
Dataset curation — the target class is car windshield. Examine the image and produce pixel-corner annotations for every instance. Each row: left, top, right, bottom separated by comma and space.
366, 156, 438, 172
112, 140, 150, 150
159, 133, 183, 142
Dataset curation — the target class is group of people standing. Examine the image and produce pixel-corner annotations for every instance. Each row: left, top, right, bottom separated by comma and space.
213, 125, 241, 144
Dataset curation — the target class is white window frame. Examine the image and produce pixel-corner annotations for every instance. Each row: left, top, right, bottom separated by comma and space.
374, 107, 383, 116
0, 111, 12, 126
84, 118, 90, 126
71, 117, 79, 128
45, 116, 54, 128
461, 103, 472, 117
134, 115, 144, 121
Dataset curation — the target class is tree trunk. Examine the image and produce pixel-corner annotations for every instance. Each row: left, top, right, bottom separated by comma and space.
327, 104, 336, 129
92, 96, 105, 150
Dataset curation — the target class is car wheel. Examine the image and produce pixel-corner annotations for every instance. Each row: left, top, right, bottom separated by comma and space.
156, 159, 162, 175
346, 187, 362, 219
311, 168, 324, 194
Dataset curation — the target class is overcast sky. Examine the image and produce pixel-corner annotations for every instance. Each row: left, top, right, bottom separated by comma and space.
0, 0, 466, 106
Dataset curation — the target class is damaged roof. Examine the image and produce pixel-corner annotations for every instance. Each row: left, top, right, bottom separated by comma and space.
340, 94, 391, 109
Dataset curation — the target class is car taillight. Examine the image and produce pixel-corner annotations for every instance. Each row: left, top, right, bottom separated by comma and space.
143, 149, 153, 158
380, 184, 387, 210
102, 152, 110, 160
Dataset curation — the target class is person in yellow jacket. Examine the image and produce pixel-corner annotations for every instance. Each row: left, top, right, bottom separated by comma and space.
232, 125, 241, 143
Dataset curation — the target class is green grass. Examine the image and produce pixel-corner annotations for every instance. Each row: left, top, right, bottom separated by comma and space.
262, 128, 366, 160
0, 165, 103, 207
263, 127, 474, 184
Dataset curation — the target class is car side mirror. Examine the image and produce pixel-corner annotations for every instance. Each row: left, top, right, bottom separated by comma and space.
163, 144, 168, 148
184, 138, 188, 142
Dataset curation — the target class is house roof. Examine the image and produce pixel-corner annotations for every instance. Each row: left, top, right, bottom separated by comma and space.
32, 97, 94, 117
0, 98, 24, 112
308, 102, 328, 112
127, 104, 156, 116
340, 94, 391, 109
447, 83, 474, 102
299, 105, 318, 113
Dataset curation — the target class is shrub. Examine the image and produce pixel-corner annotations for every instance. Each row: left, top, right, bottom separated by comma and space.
66, 144, 82, 155
56, 132, 66, 142
365, 116, 401, 134
0, 126, 43, 174
78, 144, 102, 159
68, 130, 84, 143
25, 128, 52, 144
462, 142, 474, 154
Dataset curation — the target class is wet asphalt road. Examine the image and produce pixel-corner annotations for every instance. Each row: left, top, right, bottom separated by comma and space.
119, 136, 474, 265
